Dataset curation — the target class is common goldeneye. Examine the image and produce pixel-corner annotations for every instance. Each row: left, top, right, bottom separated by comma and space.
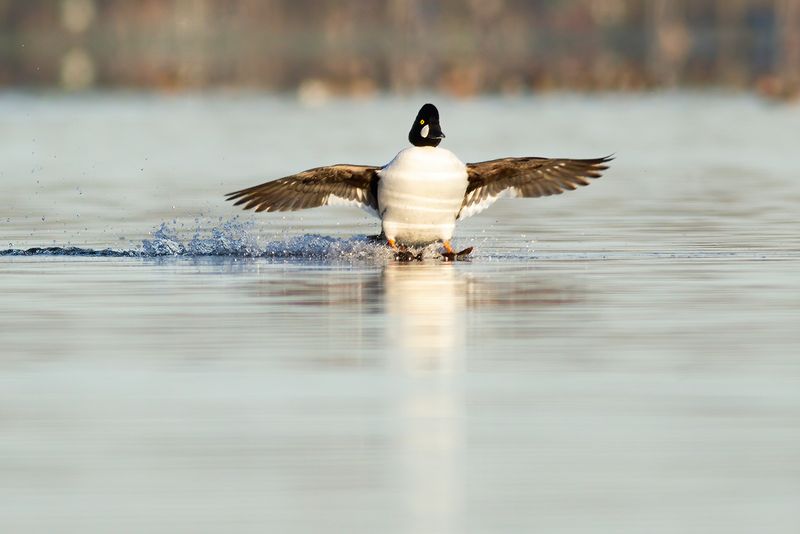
227, 103, 611, 260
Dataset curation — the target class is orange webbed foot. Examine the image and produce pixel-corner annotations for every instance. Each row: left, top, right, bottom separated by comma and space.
388, 239, 422, 261
441, 241, 473, 261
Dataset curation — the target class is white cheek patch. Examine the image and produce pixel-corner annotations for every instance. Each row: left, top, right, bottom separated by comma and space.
420, 124, 429, 138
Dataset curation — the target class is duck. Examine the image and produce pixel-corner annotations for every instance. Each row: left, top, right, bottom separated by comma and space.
226, 103, 611, 260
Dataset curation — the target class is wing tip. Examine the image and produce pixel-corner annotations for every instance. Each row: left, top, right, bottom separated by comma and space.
585, 154, 614, 173
597, 153, 615, 166
225, 188, 251, 202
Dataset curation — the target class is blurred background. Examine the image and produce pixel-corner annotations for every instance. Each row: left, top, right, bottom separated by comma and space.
3, 3, 800, 534
1, 0, 799, 100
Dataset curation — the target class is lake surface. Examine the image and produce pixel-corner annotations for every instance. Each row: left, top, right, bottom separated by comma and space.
1, 93, 799, 533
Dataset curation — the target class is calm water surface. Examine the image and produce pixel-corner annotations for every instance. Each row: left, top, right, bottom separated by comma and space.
1, 93, 799, 533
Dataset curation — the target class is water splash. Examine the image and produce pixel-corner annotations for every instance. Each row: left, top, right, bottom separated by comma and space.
0, 218, 399, 261
141, 220, 266, 256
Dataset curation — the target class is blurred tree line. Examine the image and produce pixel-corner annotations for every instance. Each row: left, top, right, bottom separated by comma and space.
1, 0, 798, 98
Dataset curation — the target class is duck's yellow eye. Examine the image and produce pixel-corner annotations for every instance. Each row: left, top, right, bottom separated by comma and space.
419, 120, 425, 125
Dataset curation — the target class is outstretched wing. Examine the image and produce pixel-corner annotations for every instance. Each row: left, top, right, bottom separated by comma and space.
226, 164, 381, 217
458, 155, 612, 219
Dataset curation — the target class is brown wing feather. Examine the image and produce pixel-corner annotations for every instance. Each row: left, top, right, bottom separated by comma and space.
226, 164, 380, 214
459, 155, 612, 218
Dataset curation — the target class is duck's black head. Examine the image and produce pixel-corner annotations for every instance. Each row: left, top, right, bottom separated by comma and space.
408, 103, 445, 147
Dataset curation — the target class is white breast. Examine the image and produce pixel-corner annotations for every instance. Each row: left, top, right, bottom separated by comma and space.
377, 147, 468, 245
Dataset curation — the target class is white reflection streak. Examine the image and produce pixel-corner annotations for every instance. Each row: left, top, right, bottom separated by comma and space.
384, 263, 465, 371
383, 263, 466, 534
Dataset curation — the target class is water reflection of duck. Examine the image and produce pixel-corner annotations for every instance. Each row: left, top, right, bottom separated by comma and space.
381, 262, 466, 532
227, 103, 612, 260
382, 262, 467, 371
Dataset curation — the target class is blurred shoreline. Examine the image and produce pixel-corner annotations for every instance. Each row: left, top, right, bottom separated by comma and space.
1, 0, 799, 103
